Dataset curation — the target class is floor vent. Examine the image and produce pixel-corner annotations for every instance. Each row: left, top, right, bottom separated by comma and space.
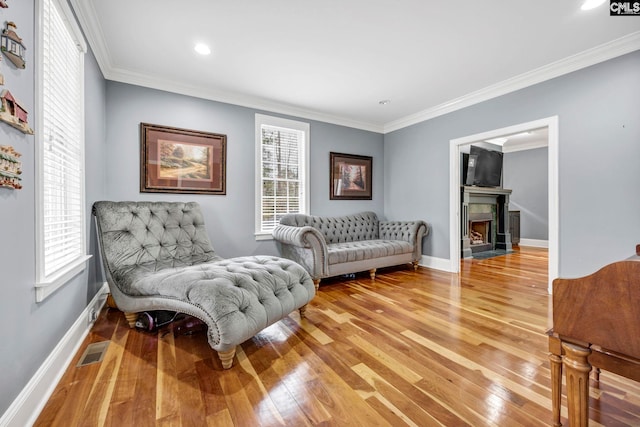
77, 341, 110, 367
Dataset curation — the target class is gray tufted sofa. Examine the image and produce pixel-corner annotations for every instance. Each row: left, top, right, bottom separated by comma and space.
272, 211, 428, 286
92, 201, 316, 369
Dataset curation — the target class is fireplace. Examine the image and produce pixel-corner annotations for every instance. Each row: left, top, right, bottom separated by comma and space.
461, 186, 512, 258
469, 213, 493, 253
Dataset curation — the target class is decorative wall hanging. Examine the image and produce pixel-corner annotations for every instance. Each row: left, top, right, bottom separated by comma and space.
0, 145, 22, 189
329, 152, 373, 200
0, 89, 33, 134
140, 123, 227, 195
1, 21, 25, 69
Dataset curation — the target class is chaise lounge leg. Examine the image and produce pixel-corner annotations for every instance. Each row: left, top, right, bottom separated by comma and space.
412, 260, 419, 271
369, 268, 376, 280
299, 304, 308, 318
218, 348, 236, 369
313, 279, 320, 291
124, 312, 137, 328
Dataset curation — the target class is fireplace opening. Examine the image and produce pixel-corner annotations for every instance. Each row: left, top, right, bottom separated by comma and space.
469, 221, 491, 245
470, 220, 491, 245
467, 212, 494, 253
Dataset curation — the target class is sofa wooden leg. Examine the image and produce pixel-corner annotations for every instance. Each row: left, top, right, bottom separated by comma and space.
412, 261, 419, 271
299, 304, 308, 318
218, 348, 236, 369
123, 312, 137, 328
369, 268, 376, 280
313, 279, 320, 291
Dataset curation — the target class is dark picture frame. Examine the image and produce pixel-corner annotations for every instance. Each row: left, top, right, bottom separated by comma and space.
329, 152, 372, 200
140, 123, 226, 194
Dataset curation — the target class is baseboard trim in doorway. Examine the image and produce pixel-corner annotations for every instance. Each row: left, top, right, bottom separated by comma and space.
419, 255, 453, 272
519, 239, 549, 248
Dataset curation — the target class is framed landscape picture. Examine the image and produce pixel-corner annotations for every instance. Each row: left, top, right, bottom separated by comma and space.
140, 123, 226, 194
330, 152, 372, 200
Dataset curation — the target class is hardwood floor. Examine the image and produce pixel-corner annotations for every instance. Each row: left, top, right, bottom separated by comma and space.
35, 247, 640, 426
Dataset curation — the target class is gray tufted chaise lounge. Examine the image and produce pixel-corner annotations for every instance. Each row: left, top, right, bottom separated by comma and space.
92, 201, 316, 369
272, 211, 428, 286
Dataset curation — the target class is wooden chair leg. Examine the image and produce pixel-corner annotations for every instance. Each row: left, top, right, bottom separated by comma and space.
218, 348, 236, 369
123, 312, 137, 328
369, 268, 376, 280
562, 342, 592, 427
549, 352, 563, 427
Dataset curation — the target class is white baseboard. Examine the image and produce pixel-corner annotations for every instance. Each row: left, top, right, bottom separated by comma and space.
518, 238, 549, 248
419, 255, 455, 272
0, 282, 109, 427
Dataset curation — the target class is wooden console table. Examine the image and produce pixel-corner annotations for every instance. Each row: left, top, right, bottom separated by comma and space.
548, 248, 640, 426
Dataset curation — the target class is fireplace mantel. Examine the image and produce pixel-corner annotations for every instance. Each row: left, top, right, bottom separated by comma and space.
461, 186, 512, 258
462, 185, 512, 199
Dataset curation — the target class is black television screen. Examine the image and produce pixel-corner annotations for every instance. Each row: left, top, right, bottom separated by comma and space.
465, 145, 503, 187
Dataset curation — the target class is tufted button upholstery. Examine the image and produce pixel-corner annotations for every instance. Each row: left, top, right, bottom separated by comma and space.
273, 211, 429, 282
280, 211, 380, 244
92, 201, 316, 363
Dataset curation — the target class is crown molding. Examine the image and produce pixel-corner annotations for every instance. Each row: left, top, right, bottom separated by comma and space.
70, 0, 639, 135
106, 67, 385, 133
70, 0, 113, 74
70, 0, 383, 133
383, 31, 640, 133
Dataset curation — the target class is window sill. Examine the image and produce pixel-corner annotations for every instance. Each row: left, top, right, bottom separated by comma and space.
35, 255, 92, 302
255, 232, 274, 241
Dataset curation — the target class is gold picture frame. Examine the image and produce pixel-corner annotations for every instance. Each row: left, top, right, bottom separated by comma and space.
140, 123, 226, 194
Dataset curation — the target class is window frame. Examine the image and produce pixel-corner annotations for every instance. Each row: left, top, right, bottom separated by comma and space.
35, 0, 90, 302
254, 114, 310, 240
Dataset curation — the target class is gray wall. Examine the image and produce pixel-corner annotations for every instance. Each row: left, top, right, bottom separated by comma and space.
385, 51, 640, 277
503, 147, 548, 241
0, 1, 108, 416
1, 2, 638, 417
104, 81, 385, 258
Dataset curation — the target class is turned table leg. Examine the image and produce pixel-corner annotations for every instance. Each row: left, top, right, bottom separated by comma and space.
549, 352, 563, 427
218, 348, 236, 369
562, 342, 592, 427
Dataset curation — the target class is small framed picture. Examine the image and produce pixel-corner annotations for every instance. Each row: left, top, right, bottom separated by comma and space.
140, 123, 226, 194
330, 152, 372, 200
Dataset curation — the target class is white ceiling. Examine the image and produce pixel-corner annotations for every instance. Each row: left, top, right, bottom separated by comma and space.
71, 0, 640, 133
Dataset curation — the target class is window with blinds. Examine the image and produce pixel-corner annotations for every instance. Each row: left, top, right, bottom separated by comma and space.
255, 114, 309, 238
36, 0, 88, 301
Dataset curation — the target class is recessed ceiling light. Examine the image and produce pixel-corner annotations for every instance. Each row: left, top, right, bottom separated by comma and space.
378, 99, 391, 105
194, 43, 211, 55
581, 0, 606, 10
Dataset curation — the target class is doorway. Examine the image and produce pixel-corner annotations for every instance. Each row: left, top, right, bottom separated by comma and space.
449, 116, 558, 293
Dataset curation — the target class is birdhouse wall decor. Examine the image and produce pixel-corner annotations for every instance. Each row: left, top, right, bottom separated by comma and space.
0, 89, 33, 134
0, 145, 22, 189
1, 21, 25, 69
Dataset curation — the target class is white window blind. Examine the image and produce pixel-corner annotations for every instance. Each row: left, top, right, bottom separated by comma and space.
255, 115, 309, 238
36, 0, 88, 301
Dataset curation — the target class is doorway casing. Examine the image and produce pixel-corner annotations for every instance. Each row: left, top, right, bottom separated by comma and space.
449, 116, 558, 293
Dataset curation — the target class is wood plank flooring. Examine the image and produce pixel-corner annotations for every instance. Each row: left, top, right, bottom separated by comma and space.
35, 247, 640, 426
